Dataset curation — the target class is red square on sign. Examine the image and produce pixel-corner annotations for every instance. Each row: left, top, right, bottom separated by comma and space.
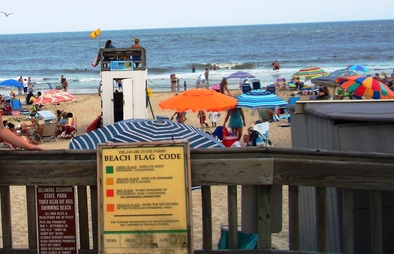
106, 189, 114, 197
107, 204, 115, 212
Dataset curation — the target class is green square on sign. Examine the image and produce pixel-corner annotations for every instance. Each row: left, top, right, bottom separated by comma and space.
106, 166, 114, 174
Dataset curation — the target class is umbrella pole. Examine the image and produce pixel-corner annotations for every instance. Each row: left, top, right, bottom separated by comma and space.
147, 95, 155, 119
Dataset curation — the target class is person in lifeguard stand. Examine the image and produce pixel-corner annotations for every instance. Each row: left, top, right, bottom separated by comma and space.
130, 37, 143, 68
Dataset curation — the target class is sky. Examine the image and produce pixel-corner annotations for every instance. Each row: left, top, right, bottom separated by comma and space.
0, 0, 392, 35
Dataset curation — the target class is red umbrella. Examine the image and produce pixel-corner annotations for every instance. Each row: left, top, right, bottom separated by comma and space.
33, 90, 76, 105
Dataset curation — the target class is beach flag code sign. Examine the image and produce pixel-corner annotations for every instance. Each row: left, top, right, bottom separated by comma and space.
36, 186, 77, 254
97, 141, 192, 254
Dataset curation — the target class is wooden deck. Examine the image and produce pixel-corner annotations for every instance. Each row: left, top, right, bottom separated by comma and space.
0, 147, 393, 253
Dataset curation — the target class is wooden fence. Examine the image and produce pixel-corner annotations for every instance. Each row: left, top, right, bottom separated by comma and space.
0, 147, 393, 253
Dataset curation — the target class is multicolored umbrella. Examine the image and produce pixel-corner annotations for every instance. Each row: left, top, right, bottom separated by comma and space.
236, 90, 288, 108
226, 71, 255, 79
33, 89, 76, 105
337, 75, 394, 99
346, 65, 369, 73
69, 118, 224, 149
159, 88, 237, 112
328, 68, 357, 77
293, 66, 328, 78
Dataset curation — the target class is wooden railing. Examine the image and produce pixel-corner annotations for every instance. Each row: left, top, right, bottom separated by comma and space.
99, 48, 147, 71
0, 147, 393, 253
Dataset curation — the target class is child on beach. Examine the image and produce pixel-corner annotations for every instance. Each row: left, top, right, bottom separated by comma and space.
208, 111, 219, 128
197, 111, 209, 128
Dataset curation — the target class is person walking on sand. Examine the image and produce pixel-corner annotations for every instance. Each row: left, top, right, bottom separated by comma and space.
197, 111, 209, 128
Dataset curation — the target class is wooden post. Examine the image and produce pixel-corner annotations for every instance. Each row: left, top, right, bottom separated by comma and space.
258, 185, 271, 249
371, 190, 382, 253
316, 187, 327, 252
228, 185, 238, 249
289, 185, 299, 250
201, 186, 212, 249
342, 189, 354, 253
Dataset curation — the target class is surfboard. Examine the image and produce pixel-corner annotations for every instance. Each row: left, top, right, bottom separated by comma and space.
86, 115, 101, 132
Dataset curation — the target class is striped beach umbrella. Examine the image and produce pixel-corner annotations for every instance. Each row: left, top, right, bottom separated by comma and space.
293, 66, 328, 78
69, 118, 224, 149
236, 90, 288, 109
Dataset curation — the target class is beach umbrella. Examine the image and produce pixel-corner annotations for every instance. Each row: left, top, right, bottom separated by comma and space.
236, 90, 288, 109
293, 66, 328, 78
69, 118, 224, 149
311, 69, 358, 88
346, 65, 369, 73
0, 79, 24, 89
337, 75, 394, 99
33, 89, 76, 105
159, 88, 237, 112
226, 71, 255, 79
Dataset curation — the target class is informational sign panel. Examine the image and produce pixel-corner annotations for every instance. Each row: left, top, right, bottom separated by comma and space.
36, 186, 77, 254
97, 142, 192, 254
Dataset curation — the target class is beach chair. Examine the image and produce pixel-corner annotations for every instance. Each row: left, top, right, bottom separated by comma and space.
241, 83, 252, 94
60, 117, 77, 139
252, 80, 261, 90
253, 121, 272, 147
41, 122, 58, 142
11, 99, 21, 111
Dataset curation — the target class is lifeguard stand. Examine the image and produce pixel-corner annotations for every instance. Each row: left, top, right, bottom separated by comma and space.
99, 48, 148, 126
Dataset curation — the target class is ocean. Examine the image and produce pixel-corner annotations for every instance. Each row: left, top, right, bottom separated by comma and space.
0, 19, 393, 94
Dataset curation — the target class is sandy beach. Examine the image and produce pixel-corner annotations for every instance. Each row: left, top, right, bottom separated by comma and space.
4, 88, 305, 250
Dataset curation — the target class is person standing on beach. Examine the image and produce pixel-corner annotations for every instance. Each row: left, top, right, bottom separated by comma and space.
130, 37, 143, 68
191, 65, 196, 73
23, 79, 28, 94
60, 75, 68, 92
209, 111, 219, 128
223, 108, 246, 141
18, 76, 23, 95
197, 111, 209, 128
183, 81, 187, 91
204, 68, 209, 85
170, 74, 178, 91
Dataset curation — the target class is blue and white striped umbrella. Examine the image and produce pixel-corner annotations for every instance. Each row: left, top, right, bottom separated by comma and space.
236, 90, 288, 109
69, 118, 224, 149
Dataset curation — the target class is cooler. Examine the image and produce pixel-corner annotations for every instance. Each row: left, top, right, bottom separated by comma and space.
222, 136, 238, 147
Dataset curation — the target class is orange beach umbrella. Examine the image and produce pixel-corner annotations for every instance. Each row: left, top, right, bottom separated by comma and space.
159, 88, 237, 112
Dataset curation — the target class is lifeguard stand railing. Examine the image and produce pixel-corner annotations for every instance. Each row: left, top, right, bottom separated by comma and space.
99, 47, 147, 71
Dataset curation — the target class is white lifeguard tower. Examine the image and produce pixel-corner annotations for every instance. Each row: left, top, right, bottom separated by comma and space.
99, 48, 148, 126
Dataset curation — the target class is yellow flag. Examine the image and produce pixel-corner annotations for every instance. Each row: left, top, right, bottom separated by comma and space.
90, 28, 100, 39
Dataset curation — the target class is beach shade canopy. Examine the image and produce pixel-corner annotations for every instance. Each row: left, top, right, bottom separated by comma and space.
226, 71, 255, 79
328, 68, 357, 77
33, 89, 76, 105
69, 118, 225, 149
346, 64, 369, 73
236, 90, 288, 109
159, 88, 237, 112
336, 75, 394, 99
0, 79, 24, 89
293, 66, 328, 78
